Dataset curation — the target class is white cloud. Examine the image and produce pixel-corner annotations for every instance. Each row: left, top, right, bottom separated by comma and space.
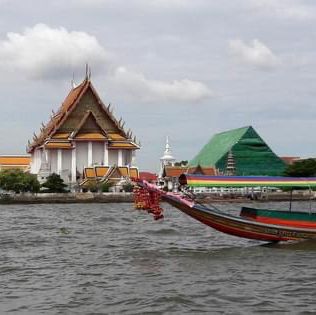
110, 66, 212, 103
75, 0, 200, 8
250, 0, 315, 20
0, 24, 214, 104
0, 24, 108, 79
229, 39, 280, 69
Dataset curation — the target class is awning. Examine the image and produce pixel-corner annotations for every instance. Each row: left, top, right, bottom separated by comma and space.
95, 166, 110, 177
179, 174, 316, 188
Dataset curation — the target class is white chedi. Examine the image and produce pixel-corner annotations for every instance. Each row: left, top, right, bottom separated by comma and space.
159, 136, 176, 178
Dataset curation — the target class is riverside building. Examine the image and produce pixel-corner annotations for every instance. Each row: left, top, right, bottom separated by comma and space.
27, 71, 140, 187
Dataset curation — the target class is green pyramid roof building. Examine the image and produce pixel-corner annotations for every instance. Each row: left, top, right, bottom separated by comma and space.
189, 126, 286, 176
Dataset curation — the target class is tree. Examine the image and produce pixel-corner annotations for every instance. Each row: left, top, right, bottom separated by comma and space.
41, 173, 68, 193
284, 159, 316, 177
174, 160, 188, 166
85, 181, 99, 193
123, 183, 134, 192
0, 169, 40, 193
101, 182, 113, 192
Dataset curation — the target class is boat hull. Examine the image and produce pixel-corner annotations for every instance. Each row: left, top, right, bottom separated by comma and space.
240, 207, 316, 228
163, 195, 316, 242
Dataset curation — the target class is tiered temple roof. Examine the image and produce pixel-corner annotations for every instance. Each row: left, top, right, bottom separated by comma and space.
80, 165, 139, 187
27, 77, 140, 152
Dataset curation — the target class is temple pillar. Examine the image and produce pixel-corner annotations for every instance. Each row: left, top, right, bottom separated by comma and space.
71, 147, 76, 183
118, 149, 123, 166
88, 141, 93, 166
104, 142, 108, 165
57, 149, 62, 175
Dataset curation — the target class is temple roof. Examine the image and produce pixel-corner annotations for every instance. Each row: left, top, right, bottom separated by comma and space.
80, 165, 139, 186
163, 165, 217, 178
0, 155, 31, 171
28, 77, 139, 152
0, 155, 31, 165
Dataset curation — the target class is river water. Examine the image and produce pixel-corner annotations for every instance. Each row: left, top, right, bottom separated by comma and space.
1, 201, 316, 314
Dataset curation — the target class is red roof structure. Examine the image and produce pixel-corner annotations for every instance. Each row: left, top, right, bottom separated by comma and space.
139, 172, 158, 182
163, 165, 217, 178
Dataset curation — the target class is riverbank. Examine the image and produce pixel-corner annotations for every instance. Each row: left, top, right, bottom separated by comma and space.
0, 191, 315, 204
0, 192, 134, 204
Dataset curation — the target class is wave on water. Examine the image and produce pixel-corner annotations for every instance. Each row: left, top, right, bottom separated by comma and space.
0, 202, 316, 314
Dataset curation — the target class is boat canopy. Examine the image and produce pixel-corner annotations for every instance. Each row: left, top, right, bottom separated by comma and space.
179, 174, 316, 188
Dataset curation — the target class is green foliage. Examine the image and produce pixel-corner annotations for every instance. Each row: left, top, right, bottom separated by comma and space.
284, 159, 316, 177
41, 173, 68, 193
174, 160, 188, 166
101, 182, 113, 192
0, 169, 40, 193
123, 183, 134, 192
85, 181, 99, 193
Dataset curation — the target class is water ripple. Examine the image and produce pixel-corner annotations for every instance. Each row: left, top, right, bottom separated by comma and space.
0, 202, 316, 314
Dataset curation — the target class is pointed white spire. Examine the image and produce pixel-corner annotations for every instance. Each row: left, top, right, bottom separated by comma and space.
159, 136, 176, 178
161, 136, 174, 161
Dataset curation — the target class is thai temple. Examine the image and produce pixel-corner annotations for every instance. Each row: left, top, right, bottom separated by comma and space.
23, 69, 140, 188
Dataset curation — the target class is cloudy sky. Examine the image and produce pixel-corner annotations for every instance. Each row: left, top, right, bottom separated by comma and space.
0, 0, 316, 171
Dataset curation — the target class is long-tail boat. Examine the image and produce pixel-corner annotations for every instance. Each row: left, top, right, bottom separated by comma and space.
136, 175, 316, 242
240, 207, 316, 228
180, 174, 316, 229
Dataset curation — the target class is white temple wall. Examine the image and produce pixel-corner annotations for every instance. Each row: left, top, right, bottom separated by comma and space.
61, 150, 72, 183
76, 142, 88, 173
30, 148, 44, 174
124, 150, 132, 166
108, 150, 118, 165
30, 150, 38, 174
48, 149, 58, 174
92, 142, 104, 165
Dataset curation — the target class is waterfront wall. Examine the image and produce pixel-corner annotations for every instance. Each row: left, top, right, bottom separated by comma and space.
0, 191, 314, 205
0, 192, 134, 204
